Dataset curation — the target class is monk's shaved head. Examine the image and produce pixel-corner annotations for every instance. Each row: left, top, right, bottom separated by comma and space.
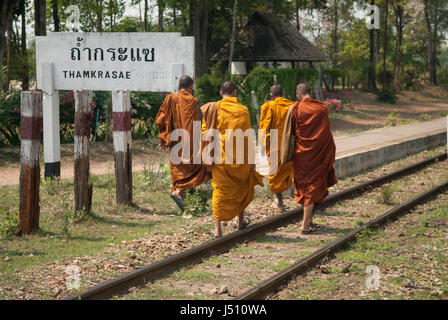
270, 85, 284, 98
296, 83, 311, 96
179, 75, 194, 90
221, 81, 237, 96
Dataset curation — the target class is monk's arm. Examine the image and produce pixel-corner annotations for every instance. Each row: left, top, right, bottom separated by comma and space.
259, 103, 273, 155
155, 95, 172, 147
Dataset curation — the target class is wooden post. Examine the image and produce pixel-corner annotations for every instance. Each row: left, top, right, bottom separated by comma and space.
19, 91, 43, 234
112, 90, 132, 204
74, 90, 93, 213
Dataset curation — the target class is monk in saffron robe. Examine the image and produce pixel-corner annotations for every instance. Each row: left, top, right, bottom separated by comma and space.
156, 75, 210, 211
291, 83, 337, 234
259, 85, 294, 212
201, 81, 264, 238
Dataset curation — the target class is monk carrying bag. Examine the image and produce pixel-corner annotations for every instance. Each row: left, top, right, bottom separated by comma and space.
280, 105, 295, 164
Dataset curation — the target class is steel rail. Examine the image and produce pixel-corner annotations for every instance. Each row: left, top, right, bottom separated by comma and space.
65, 152, 447, 300
236, 178, 448, 300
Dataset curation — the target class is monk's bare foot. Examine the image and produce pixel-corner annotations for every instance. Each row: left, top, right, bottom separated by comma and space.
237, 213, 250, 230
214, 221, 222, 238
276, 194, 284, 212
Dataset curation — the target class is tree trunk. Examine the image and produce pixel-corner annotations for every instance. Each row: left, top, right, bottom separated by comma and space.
96, 0, 103, 32
228, 0, 238, 78
4, 18, 11, 91
368, 0, 377, 90
21, 0, 29, 90
296, 0, 301, 31
52, 0, 60, 31
382, 0, 388, 88
423, 0, 437, 84
191, 0, 210, 77
331, 2, 338, 67
393, 3, 403, 90
34, 0, 47, 36
144, 0, 148, 31
157, 0, 164, 32
432, 0, 439, 85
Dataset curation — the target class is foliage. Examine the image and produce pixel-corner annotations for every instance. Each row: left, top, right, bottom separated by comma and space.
322, 90, 354, 112
0, 89, 21, 146
438, 67, 448, 89
323, 68, 346, 89
234, 67, 318, 126
195, 62, 224, 106
0, 211, 20, 240
385, 111, 401, 127
142, 162, 171, 191
378, 187, 394, 205
183, 187, 212, 217
419, 113, 432, 122
272, 68, 319, 101
376, 88, 397, 104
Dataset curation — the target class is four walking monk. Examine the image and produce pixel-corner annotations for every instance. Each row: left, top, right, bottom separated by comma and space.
156, 75, 211, 211
156, 75, 337, 238
259, 85, 294, 212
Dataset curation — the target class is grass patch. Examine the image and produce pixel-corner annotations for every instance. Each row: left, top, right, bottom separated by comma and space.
175, 269, 217, 282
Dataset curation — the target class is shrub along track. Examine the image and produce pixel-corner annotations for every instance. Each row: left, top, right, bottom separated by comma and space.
64, 151, 448, 300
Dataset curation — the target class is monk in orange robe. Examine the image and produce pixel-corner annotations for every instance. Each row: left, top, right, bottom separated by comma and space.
291, 83, 337, 234
259, 85, 294, 212
156, 75, 210, 211
201, 81, 264, 238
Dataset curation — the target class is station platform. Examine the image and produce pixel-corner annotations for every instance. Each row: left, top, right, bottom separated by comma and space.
256, 117, 447, 179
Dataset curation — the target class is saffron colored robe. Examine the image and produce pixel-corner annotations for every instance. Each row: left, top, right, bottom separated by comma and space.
291, 97, 337, 206
259, 97, 294, 194
201, 97, 264, 222
156, 89, 210, 192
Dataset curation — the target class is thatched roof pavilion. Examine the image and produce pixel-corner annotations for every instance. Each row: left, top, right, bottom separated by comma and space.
212, 12, 326, 65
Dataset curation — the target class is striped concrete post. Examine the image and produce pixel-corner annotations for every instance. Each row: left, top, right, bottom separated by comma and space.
19, 91, 43, 234
112, 90, 132, 204
74, 90, 93, 213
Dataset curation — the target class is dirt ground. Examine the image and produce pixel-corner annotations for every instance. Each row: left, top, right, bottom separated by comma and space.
329, 85, 448, 135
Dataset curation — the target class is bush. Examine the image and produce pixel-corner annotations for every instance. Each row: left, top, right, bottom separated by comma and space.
323, 68, 346, 90
376, 87, 397, 104
0, 211, 20, 239
234, 67, 319, 126
196, 62, 223, 107
438, 67, 448, 89
0, 89, 21, 146
183, 187, 212, 217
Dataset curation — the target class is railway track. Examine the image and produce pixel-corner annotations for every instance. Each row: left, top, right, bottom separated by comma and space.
65, 152, 447, 300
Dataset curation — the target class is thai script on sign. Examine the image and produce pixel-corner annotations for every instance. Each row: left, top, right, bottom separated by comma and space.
71, 37, 155, 62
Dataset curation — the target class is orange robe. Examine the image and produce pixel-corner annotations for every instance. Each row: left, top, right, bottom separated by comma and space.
201, 97, 264, 222
291, 97, 337, 206
156, 89, 210, 192
259, 97, 294, 194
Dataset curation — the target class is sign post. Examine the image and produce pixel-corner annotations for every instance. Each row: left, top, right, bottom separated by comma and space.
112, 90, 132, 204
74, 90, 93, 213
19, 91, 43, 234
40, 62, 61, 179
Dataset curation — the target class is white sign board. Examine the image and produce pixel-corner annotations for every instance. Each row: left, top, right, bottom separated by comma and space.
36, 32, 195, 92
